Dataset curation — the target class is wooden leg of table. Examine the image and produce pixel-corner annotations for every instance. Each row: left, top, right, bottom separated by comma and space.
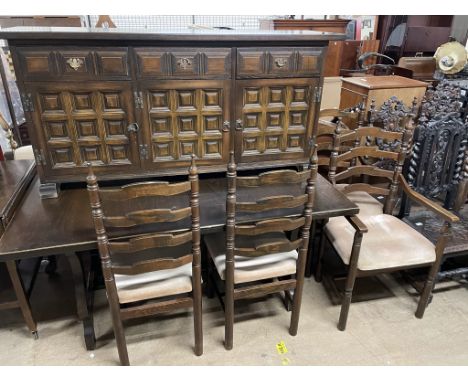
66, 252, 96, 351
6, 260, 38, 338
305, 219, 317, 278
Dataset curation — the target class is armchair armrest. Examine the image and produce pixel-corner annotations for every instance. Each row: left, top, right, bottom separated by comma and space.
398, 174, 460, 224
345, 215, 368, 234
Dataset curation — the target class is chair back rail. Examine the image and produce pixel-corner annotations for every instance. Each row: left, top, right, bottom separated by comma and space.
99, 181, 191, 201
103, 207, 192, 227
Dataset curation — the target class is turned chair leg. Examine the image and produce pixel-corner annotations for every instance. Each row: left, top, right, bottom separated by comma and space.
224, 261, 234, 350
290, 247, 308, 336
415, 260, 440, 319
338, 230, 363, 331
193, 264, 203, 356
107, 297, 129, 365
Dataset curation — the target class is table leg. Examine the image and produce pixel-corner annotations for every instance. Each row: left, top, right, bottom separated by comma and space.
66, 252, 96, 351
6, 260, 38, 338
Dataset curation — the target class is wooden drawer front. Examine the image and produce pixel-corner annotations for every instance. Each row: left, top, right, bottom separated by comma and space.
16, 48, 56, 80
94, 49, 130, 78
16, 48, 130, 80
56, 50, 95, 79
237, 47, 324, 78
135, 48, 231, 79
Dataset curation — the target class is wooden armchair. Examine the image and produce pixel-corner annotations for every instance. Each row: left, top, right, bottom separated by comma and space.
317, 121, 459, 331
203, 151, 317, 350
86, 156, 202, 365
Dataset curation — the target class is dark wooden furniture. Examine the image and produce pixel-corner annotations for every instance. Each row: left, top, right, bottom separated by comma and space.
0, 170, 358, 350
0, 159, 37, 338
318, 119, 459, 330
87, 156, 202, 365
405, 81, 468, 210
397, 57, 436, 83
339, 75, 428, 113
376, 16, 453, 63
0, 27, 344, 197
272, 19, 351, 34
203, 151, 317, 349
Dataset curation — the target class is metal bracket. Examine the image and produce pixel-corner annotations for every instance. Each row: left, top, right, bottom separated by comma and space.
21, 93, 34, 112
139, 144, 149, 160
314, 86, 323, 103
34, 148, 46, 166
133, 91, 143, 109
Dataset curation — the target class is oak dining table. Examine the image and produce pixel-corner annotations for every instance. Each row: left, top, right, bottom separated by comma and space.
0, 168, 358, 351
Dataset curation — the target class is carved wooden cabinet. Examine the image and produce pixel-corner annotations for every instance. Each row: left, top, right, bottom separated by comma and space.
0, 28, 343, 194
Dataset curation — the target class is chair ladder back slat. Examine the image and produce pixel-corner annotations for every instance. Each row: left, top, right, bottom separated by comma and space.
236, 169, 310, 187
112, 254, 193, 275
234, 238, 303, 257
236, 194, 308, 213
99, 181, 191, 202
103, 207, 191, 227
108, 231, 193, 254
335, 165, 394, 182
337, 146, 399, 163
341, 183, 390, 196
235, 217, 306, 236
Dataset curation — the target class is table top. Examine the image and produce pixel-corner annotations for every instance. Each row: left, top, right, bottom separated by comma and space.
341, 75, 428, 89
0, 27, 345, 42
0, 160, 35, 228
0, 173, 358, 260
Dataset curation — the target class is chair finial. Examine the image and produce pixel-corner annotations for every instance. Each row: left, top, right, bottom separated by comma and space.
189, 153, 198, 176
227, 150, 236, 174
86, 162, 97, 185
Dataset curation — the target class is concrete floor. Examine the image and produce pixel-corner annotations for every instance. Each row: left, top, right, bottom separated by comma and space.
1, 256, 468, 366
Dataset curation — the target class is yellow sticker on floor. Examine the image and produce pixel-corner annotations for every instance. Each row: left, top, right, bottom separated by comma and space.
281, 357, 290, 366
276, 340, 288, 355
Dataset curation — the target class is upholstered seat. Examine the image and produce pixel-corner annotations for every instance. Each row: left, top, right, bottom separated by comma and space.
325, 214, 435, 271
204, 232, 298, 284
334, 184, 384, 216
115, 263, 193, 304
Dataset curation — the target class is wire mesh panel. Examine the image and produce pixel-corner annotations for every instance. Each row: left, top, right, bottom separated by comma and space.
87, 15, 276, 30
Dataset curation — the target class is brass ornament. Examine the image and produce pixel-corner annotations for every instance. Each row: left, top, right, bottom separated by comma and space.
66, 57, 84, 71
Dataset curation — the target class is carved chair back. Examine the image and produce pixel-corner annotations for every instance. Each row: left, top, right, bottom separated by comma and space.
317, 107, 364, 169
328, 117, 414, 214
87, 156, 200, 295
406, 81, 468, 208
225, 150, 317, 272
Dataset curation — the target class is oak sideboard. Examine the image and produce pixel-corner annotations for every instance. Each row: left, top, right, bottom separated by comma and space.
0, 27, 344, 196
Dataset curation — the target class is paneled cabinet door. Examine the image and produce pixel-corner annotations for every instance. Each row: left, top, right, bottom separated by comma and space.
138, 80, 231, 172
235, 78, 319, 165
27, 82, 140, 180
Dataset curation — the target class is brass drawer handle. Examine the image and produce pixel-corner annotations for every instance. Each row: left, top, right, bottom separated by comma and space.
177, 57, 193, 70
222, 121, 230, 132
66, 57, 84, 71
235, 119, 243, 131
274, 57, 288, 68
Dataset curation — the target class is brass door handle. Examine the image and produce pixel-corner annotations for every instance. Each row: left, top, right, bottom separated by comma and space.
235, 119, 243, 131
222, 121, 230, 132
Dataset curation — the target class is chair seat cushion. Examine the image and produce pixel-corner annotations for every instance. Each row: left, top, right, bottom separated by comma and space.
203, 232, 298, 284
114, 263, 192, 304
325, 214, 436, 271
335, 184, 384, 216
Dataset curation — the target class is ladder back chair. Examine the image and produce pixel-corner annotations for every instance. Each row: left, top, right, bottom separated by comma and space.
318, 117, 459, 331
203, 150, 318, 350
86, 156, 202, 365
316, 107, 364, 171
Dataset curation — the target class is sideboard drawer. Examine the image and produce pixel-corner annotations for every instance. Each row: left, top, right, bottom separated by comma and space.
135, 48, 231, 79
16, 48, 56, 80
56, 49, 95, 79
15, 47, 130, 80
237, 47, 325, 78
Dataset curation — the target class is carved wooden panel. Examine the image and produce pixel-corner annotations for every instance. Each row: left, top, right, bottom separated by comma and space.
95, 49, 130, 78
237, 47, 324, 78
135, 48, 231, 79
28, 83, 139, 175
15, 48, 56, 80
140, 80, 230, 168
236, 78, 317, 163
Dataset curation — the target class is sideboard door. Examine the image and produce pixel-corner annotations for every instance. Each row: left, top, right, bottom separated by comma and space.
234, 78, 319, 166
27, 82, 140, 181
138, 80, 231, 173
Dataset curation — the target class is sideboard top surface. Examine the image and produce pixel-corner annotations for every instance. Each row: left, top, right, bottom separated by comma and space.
0, 27, 346, 43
